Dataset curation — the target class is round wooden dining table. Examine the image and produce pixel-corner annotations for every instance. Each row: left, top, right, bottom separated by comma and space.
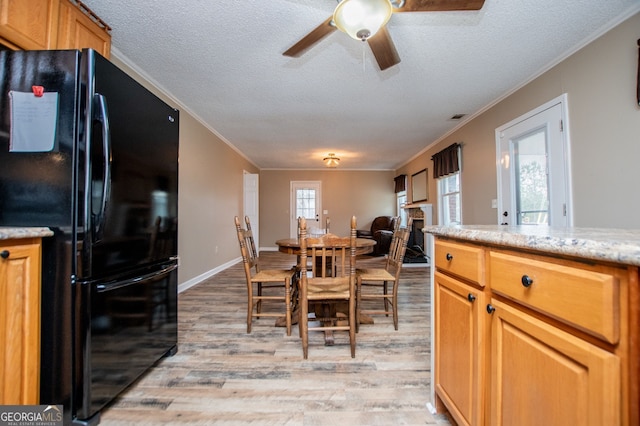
275, 237, 376, 256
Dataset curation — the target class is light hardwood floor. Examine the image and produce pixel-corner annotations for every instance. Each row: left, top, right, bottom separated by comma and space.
99, 251, 451, 425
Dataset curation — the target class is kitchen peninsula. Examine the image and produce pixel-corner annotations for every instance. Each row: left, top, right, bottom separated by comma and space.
425, 225, 639, 426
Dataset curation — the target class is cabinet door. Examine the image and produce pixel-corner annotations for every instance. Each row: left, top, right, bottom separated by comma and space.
57, 0, 111, 57
434, 271, 486, 426
488, 299, 620, 426
0, 0, 59, 49
0, 240, 41, 404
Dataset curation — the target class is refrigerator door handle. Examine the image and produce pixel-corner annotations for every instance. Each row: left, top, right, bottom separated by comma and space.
94, 93, 112, 242
95, 262, 178, 293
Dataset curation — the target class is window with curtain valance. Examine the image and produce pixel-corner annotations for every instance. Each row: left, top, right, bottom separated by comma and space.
394, 174, 407, 193
431, 143, 461, 179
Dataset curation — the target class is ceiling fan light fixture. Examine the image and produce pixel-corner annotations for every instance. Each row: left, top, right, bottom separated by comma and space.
323, 153, 340, 168
333, 0, 393, 41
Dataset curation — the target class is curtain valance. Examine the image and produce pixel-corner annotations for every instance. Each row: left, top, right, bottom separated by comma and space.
432, 143, 461, 179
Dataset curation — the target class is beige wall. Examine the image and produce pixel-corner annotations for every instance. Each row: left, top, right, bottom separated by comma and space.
397, 12, 640, 228
177, 114, 258, 284
259, 170, 395, 247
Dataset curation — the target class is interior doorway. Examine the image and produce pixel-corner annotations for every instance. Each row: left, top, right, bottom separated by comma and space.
243, 172, 259, 248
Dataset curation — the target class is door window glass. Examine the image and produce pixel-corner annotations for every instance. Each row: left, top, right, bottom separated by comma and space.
513, 130, 549, 225
296, 188, 317, 220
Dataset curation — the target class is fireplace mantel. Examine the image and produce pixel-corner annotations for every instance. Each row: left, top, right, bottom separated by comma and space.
403, 203, 433, 225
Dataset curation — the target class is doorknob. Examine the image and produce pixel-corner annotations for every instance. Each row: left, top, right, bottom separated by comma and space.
501, 211, 509, 225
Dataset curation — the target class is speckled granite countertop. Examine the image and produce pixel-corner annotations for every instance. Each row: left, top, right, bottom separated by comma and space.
424, 225, 640, 267
0, 227, 54, 240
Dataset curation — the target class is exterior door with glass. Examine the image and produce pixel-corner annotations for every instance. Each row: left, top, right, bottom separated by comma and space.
290, 181, 322, 238
496, 95, 572, 227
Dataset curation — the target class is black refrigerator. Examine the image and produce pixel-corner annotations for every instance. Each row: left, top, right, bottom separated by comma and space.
0, 49, 179, 425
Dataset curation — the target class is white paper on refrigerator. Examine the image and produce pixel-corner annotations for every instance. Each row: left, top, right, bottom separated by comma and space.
9, 90, 59, 152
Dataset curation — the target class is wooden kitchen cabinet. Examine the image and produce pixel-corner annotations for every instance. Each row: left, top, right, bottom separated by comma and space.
433, 239, 485, 285
489, 298, 620, 425
433, 237, 635, 426
56, 0, 111, 57
0, 238, 42, 405
434, 270, 487, 426
0, 0, 60, 50
0, 0, 110, 57
489, 250, 620, 344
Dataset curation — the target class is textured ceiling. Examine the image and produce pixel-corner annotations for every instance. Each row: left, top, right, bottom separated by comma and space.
81, 0, 639, 170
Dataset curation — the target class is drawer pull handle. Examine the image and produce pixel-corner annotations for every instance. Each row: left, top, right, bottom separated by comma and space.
0, 250, 9, 259
521, 275, 534, 288
486, 304, 495, 314
446, 253, 453, 261
467, 293, 476, 302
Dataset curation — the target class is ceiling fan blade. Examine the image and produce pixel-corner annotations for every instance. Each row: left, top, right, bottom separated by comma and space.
368, 26, 400, 71
395, 0, 485, 12
283, 17, 336, 57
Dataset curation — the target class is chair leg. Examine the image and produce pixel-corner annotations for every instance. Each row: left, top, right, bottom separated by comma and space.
392, 280, 399, 330
284, 278, 292, 336
383, 281, 390, 316
301, 290, 309, 359
349, 295, 356, 358
256, 282, 262, 317
247, 283, 253, 334
355, 276, 362, 333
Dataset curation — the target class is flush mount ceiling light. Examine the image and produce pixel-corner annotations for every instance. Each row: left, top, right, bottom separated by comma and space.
333, 0, 393, 41
323, 153, 340, 168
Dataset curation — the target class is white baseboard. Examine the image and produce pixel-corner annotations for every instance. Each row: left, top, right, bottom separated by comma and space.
178, 256, 242, 293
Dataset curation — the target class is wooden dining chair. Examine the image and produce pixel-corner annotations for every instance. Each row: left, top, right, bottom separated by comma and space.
298, 216, 358, 359
356, 217, 412, 331
234, 216, 295, 336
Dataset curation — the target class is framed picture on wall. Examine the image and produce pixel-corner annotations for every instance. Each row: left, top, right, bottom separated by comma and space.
411, 169, 428, 203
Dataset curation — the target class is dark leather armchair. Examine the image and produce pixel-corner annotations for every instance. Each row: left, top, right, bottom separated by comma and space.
356, 216, 399, 256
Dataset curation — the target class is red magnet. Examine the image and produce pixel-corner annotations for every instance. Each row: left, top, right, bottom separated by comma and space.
32, 86, 44, 97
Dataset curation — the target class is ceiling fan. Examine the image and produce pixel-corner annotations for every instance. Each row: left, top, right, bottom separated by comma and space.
283, 0, 486, 71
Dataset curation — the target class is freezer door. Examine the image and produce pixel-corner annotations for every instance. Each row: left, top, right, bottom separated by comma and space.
74, 261, 178, 421
80, 49, 179, 279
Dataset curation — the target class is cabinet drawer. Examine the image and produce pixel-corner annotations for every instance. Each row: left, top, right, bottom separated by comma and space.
435, 240, 484, 286
489, 251, 619, 344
